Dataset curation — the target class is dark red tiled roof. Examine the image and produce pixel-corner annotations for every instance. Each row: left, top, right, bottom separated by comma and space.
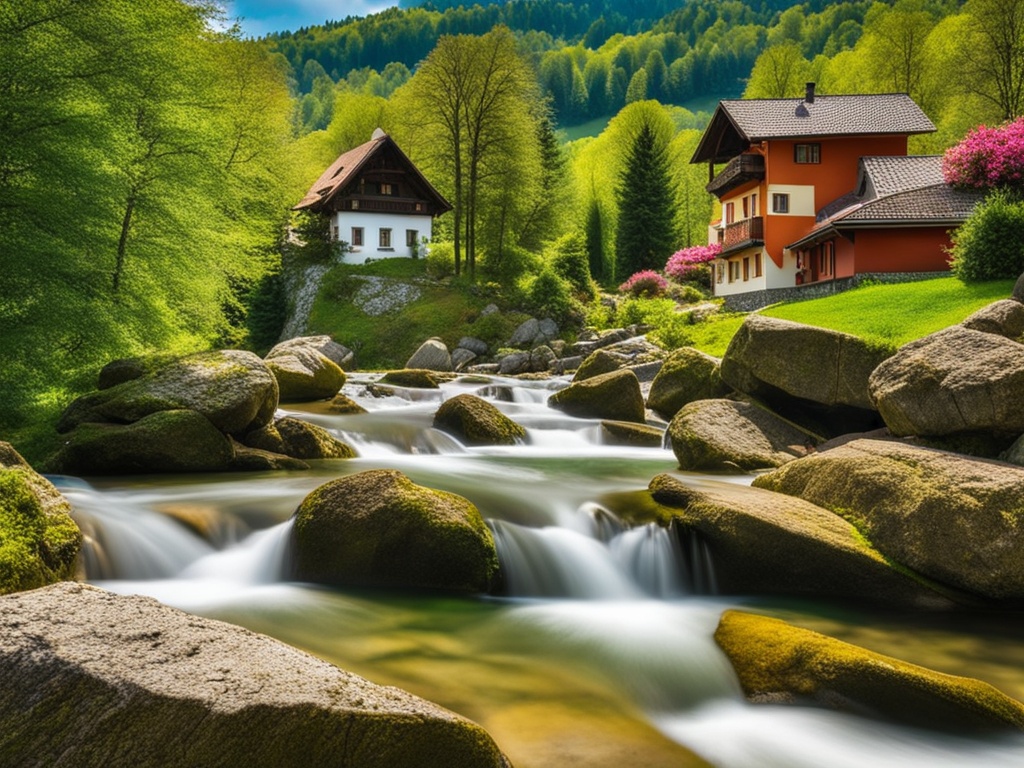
294, 135, 384, 210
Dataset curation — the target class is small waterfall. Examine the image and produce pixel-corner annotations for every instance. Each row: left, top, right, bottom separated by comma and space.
180, 520, 294, 584
678, 525, 718, 595
610, 523, 687, 598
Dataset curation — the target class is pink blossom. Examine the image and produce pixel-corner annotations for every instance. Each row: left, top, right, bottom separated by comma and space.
943, 118, 1024, 190
619, 270, 669, 297
665, 243, 721, 280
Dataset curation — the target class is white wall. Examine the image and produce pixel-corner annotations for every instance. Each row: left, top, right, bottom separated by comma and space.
766, 184, 815, 217
331, 211, 434, 264
711, 247, 768, 297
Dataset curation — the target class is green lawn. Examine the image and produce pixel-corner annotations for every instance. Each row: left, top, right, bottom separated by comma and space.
760, 277, 1015, 352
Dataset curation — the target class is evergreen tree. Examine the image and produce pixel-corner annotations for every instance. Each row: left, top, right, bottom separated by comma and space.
615, 120, 678, 279
585, 193, 605, 281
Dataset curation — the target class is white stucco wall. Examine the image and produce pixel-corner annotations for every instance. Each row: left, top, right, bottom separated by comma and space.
711, 247, 768, 296
331, 211, 434, 264
766, 184, 815, 217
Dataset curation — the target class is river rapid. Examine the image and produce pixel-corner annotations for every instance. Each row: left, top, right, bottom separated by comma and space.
59, 374, 1024, 767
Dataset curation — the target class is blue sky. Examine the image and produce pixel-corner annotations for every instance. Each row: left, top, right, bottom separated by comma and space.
225, 1, 398, 37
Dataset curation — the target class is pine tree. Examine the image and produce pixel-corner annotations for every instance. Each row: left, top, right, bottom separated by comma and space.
614, 121, 678, 280
585, 194, 605, 281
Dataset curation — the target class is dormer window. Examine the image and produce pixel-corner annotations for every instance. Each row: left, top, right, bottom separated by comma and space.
795, 143, 821, 164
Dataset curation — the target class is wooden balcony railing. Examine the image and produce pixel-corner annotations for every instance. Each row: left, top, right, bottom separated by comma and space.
722, 216, 764, 249
707, 153, 765, 196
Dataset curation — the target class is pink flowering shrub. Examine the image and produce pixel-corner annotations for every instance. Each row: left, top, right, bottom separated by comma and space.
619, 270, 669, 297
665, 243, 721, 279
943, 117, 1024, 190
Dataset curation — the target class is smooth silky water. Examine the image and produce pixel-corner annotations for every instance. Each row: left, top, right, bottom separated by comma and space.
61, 374, 1024, 767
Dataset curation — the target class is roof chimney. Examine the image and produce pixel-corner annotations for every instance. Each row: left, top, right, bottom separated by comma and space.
805, 82, 816, 104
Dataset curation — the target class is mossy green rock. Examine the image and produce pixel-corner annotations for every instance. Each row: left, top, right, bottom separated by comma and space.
0, 444, 81, 595
265, 346, 346, 402
599, 420, 664, 448
380, 369, 442, 389
721, 314, 889, 410
647, 474, 950, 607
572, 349, 625, 382
548, 369, 645, 423
0, 583, 511, 767
328, 393, 368, 414
868, 326, 1024, 438
291, 470, 499, 593
715, 610, 1024, 732
646, 347, 729, 419
243, 417, 356, 460
433, 394, 526, 446
53, 410, 235, 475
58, 350, 278, 435
753, 438, 1024, 603
667, 399, 812, 472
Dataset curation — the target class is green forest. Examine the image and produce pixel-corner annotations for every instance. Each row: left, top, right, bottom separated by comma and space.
2, 0, 1022, 454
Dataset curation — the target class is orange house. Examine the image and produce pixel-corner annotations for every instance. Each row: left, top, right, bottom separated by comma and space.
691, 85, 982, 308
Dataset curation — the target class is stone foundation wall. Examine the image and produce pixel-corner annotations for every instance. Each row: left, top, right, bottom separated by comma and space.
721, 272, 950, 312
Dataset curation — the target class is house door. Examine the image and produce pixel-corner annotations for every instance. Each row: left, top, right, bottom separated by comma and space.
810, 246, 820, 282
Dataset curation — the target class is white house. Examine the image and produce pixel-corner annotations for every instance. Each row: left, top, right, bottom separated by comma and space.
293, 128, 451, 264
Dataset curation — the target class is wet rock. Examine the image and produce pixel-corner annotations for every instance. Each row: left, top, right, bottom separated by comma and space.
869, 326, 1024, 438
327, 393, 368, 414
406, 339, 453, 372
599, 420, 664, 448
754, 438, 1024, 603
433, 394, 526, 446
647, 474, 950, 607
291, 470, 499, 593
0, 583, 511, 768
646, 348, 729, 420
960, 299, 1024, 339
572, 349, 627, 382
498, 351, 531, 376
228, 441, 310, 471
716, 610, 1024, 732
0, 444, 81, 595
451, 348, 478, 371
529, 345, 556, 373
242, 417, 355, 460
380, 369, 442, 389
667, 399, 813, 472
266, 340, 346, 402
548, 369, 645, 423
59, 350, 278, 436
53, 410, 235, 475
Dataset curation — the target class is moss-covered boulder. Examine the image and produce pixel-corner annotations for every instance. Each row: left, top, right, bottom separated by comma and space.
58, 350, 278, 436
242, 417, 355, 460
228, 442, 310, 471
380, 369, 442, 389
53, 410, 235, 475
868, 326, 1024, 439
97, 353, 177, 390
328, 393, 368, 414
266, 340, 346, 403
290, 470, 499, 593
961, 299, 1024, 339
0, 583, 511, 768
715, 610, 1024, 732
753, 439, 1024, 603
646, 348, 729, 420
720, 315, 888, 436
548, 369, 645, 423
600, 420, 664, 448
667, 399, 813, 472
0, 444, 81, 595
645, 474, 950, 607
572, 349, 626, 382
433, 395, 526, 446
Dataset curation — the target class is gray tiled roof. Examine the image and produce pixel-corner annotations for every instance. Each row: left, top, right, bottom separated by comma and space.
720, 93, 935, 140
840, 184, 984, 222
860, 155, 945, 198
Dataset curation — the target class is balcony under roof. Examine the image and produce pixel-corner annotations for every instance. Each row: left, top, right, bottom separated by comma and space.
707, 153, 765, 198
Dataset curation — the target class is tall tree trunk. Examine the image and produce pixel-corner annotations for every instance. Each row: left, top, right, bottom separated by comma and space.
113, 189, 138, 293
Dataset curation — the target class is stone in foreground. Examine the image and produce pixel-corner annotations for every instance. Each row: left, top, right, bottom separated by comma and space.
715, 610, 1024, 732
291, 470, 499, 593
0, 583, 510, 768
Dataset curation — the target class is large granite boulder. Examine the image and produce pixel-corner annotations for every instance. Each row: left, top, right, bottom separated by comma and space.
646, 348, 730, 420
53, 410, 236, 475
266, 339, 346, 402
242, 417, 355, 460
405, 339, 453, 372
433, 394, 526, 446
58, 350, 278, 436
667, 399, 813, 472
868, 326, 1024, 439
599, 420, 664, 448
0, 444, 81, 594
0, 583, 510, 768
548, 369, 645, 423
271, 334, 354, 369
961, 299, 1024, 339
721, 315, 889, 435
571, 349, 626, 382
715, 610, 1024, 732
754, 439, 1024, 603
379, 369, 442, 389
290, 470, 499, 593
643, 474, 947, 607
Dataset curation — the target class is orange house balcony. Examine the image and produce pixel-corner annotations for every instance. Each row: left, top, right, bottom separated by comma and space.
707, 154, 765, 197
719, 216, 764, 257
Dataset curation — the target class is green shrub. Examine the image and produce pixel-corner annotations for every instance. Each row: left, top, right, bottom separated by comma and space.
548, 232, 597, 300
469, 311, 528, 346
480, 244, 541, 284
670, 283, 707, 304
525, 268, 577, 324
426, 242, 457, 279
245, 268, 287, 353
950, 190, 1024, 282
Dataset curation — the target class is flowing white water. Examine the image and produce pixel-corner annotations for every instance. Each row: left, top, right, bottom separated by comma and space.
59, 373, 1024, 768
